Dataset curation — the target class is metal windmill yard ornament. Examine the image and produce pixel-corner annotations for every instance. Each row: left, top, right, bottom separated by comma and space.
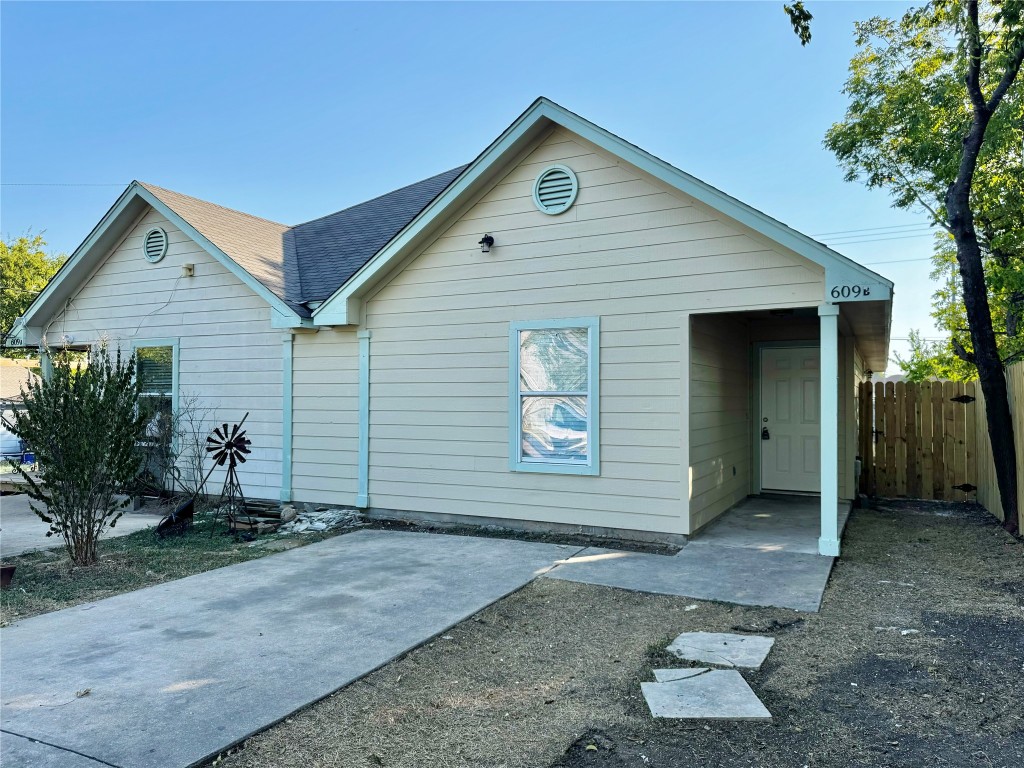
206, 412, 253, 530
155, 412, 256, 538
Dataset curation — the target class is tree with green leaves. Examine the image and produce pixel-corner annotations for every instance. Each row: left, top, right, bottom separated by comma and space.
809, 0, 1022, 532
0, 234, 66, 354
896, 234, 1024, 380
6, 346, 148, 565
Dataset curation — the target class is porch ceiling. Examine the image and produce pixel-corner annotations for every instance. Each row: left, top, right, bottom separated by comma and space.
840, 300, 892, 373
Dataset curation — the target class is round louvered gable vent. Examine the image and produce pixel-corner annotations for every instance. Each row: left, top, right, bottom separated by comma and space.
143, 228, 168, 263
533, 165, 579, 215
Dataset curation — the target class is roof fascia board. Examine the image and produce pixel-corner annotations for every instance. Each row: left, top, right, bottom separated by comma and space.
134, 186, 310, 328
14, 183, 310, 336
540, 104, 893, 298
313, 98, 892, 327
15, 183, 141, 330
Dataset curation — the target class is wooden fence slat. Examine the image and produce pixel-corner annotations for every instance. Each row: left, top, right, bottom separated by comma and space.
974, 383, 998, 519
895, 381, 907, 496
923, 382, 934, 499
965, 380, 976, 502
859, 381, 873, 495
932, 382, 945, 499
953, 381, 967, 500
943, 381, 956, 499
906, 384, 919, 498
875, 381, 887, 497
921, 381, 933, 500
884, 382, 897, 496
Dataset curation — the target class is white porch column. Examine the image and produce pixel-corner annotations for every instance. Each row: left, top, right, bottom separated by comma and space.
818, 303, 840, 556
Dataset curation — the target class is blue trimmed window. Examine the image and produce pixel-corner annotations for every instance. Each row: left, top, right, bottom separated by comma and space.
509, 318, 600, 475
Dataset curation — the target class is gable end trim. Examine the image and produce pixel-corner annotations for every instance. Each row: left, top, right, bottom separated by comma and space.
311, 98, 893, 326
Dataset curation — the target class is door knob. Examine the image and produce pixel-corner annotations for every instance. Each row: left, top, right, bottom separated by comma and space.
761, 426, 770, 440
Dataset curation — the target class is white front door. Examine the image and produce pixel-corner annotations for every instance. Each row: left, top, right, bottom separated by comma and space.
760, 346, 820, 493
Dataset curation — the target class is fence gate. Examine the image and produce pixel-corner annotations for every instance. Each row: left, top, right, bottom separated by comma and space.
858, 380, 978, 501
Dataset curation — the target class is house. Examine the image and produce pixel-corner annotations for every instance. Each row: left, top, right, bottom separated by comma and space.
9, 98, 893, 555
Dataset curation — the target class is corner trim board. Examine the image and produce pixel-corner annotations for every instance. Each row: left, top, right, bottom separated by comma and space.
281, 333, 294, 502
356, 330, 371, 508
680, 313, 692, 533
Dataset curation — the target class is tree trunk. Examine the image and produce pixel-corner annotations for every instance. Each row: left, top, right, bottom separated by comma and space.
947, 110, 1019, 534
956, 232, 1018, 533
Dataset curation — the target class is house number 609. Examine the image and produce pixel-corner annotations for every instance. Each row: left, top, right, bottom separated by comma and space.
830, 285, 870, 299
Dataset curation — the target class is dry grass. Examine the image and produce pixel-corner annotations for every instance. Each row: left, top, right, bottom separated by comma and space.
210, 501, 1024, 768
212, 578, 764, 768
0, 515, 342, 625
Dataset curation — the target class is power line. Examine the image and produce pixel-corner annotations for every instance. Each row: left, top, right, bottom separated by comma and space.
1, 183, 124, 187
826, 232, 938, 246
812, 222, 934, 237
859, 256, 935, 265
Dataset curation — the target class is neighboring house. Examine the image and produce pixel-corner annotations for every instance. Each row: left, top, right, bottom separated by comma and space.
10, 98, 893, 555
1, 360, 41, 458
0, 359, 41, 405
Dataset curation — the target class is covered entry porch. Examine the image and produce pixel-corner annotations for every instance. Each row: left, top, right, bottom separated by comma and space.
686, 301, 888, 556
693, 494, 853, 555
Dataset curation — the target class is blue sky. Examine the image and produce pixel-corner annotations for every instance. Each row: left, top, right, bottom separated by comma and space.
1, 1, 941, 372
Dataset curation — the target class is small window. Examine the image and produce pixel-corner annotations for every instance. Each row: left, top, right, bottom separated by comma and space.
136, 344, 176, 426
510, 318, 599, 475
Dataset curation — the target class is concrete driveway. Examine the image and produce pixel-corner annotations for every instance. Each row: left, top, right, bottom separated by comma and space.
0, 530, 582, 768
0, 494, 162, 558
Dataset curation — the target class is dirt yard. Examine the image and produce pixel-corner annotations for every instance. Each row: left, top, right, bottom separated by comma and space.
209, 500, 1024, 768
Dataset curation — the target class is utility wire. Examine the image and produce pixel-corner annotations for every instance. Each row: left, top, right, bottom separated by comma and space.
859, 256, 935, 265
1, 183, 124, 187
825, 232, 937, 246
812, 222, 934, 237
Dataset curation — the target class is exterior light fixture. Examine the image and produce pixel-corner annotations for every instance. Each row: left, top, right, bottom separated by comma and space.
478, 234, 495, 253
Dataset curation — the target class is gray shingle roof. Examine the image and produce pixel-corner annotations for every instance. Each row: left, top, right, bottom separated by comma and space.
141, 166, 466, 316
284, 165, 468, 304
138, 182, 307, 314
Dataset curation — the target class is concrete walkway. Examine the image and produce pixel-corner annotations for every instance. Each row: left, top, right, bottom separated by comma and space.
0, 530, 581, 768
1, 494, 162, 558
546, 496, 850, 612
695, 495, 852, 555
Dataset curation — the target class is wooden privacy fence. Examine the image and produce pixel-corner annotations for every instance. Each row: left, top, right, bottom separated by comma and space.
972, 363, 1024, 531
858, 380, 978, 501
858, 362, 1024, 532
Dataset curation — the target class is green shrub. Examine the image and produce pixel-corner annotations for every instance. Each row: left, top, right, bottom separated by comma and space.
8, 346, 148, 565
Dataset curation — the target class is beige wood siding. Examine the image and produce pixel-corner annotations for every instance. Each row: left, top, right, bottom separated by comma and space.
44, 207, 283, 500
291, 329, 360, 503
689, 314, 752, 530
351, 126, 825, 535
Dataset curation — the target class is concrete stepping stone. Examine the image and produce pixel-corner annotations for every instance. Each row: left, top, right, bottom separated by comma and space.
641, 670, 772, 720
667, 631, 774, 669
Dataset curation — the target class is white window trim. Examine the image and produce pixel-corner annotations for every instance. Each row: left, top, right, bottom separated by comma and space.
509, 317, 600, 476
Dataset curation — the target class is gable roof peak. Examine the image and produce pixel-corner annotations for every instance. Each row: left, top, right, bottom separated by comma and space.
135, 181, 291, 229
